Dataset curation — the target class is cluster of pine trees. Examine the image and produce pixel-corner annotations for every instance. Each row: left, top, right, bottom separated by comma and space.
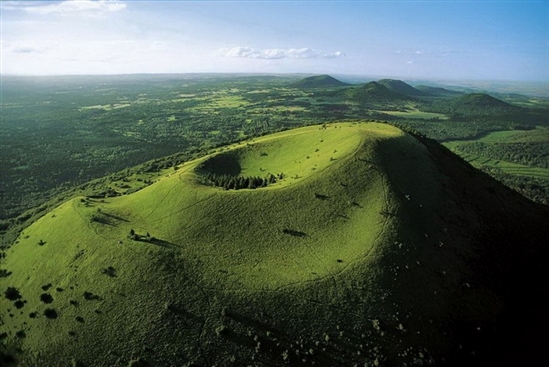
206, 172, 283, 190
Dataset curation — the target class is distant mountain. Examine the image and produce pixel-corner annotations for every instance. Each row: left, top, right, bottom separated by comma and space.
453, 92, 513, 108
377, 79, 428, 97
290, 74, 350, 88
428, 92, 522, 117
415, 85, 464, 97
339, 81, 413, 104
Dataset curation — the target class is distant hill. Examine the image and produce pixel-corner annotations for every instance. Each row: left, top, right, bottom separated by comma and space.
290, 74, 350, 88
3, 122, 548, 366
454, 92, 514, 108
415, 85, 464, 97
427, 92, 522, 117
338, 81, 414, 107
377, 79, 428, 97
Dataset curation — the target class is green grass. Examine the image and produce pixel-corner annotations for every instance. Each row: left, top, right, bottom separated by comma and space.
445, 127, 549, 145
3, 121, 540, 366
471, 130, 524, 142
444, 127, 549, 180
187, 95, 249, 112
455, 153, 549, 180
248, 105, 308, 112
80, 103, 131, 111
378, 109, 448, 120
66, 123, 395, 289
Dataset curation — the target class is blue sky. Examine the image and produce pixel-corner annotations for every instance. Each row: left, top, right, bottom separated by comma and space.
1, 0, 547, 80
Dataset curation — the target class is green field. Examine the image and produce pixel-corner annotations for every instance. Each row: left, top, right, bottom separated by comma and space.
444, 128, 549, 181
379, 109, 448, 120
454, 153, 549, 180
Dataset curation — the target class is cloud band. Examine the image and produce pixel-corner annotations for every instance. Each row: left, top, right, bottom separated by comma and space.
219, 46, 344, 60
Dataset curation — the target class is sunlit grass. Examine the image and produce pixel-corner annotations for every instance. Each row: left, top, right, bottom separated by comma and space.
379, 109, 448, 120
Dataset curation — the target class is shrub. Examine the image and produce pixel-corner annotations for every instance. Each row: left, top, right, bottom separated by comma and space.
44, 308, 58, 319
15, 330, 26, 339
101, 266, 117, 277
40, 293, 54, 304
83, 291, 101, 301
5, 286, 21, 301
14, 300, 25, 309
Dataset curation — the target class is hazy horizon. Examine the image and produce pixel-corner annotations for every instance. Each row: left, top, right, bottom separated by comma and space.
2, 1, 548, 81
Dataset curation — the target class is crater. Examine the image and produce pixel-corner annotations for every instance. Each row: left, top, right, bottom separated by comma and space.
195, 150, 278, 190
196, 152, 241, 176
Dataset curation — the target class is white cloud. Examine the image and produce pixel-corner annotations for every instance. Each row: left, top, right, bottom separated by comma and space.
20, 0, 126, 15
13, 46, 45, 54
2, 40, 54, 55
218, 46, 345, 60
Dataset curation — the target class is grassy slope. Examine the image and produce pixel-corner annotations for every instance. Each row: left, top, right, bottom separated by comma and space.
2, 122, 548, 366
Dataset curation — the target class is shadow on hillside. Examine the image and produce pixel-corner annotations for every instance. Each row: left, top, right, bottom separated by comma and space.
148, 238, 179, 249
91, 216, 113, 226
102, 212, 129, 222
282, 229, 307, 237
91, 212, 129, 226
314, 193, 330, 200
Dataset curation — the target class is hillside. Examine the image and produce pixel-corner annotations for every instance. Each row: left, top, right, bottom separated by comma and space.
338, 82, 414, 108
377, 79, 428, 97
453, 92, 513, 108
289, 74, 350, 88
2, 122, 548, 366
427, 92, 523, 117
415, 85, 464, 97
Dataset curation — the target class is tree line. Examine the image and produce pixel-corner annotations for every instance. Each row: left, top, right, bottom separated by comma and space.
205, 172, 284, 190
